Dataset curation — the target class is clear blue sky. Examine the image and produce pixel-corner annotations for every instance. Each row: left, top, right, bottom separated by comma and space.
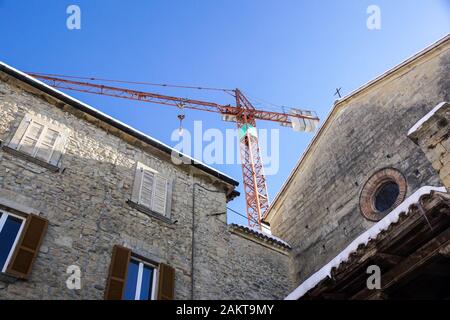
1, 1, 449, 225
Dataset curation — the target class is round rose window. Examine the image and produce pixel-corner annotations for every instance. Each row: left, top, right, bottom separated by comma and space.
359, 168, 407, 221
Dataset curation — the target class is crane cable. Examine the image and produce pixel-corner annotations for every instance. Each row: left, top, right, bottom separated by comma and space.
28, 72, 300, 113
227, 207, 260, 225
26, 71, 236, 94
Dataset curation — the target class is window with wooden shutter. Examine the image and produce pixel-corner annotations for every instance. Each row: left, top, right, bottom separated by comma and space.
8, 114, 69, 167
131, 162, 173, 218
105, 245, 131, 300
157, 263, 175, 300
106, 246, 160, 300
0, 211, 26, 273
5, 214, 48, 279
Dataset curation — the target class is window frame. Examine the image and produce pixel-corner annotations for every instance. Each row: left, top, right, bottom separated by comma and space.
126, 255, 159, 300
6, 114, 70, 169
359, 168, 407, 221
0, 210, 26, 273
131, 162, 173, 221
18, 121, 60, 163
138, 171, 169, 216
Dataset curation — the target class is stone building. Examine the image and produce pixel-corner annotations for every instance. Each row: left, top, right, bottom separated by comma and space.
0, 62, 293, 300
265, 34, 450, 299
1, 33, 449, 301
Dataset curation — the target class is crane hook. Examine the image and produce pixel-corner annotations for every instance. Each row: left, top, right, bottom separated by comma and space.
177, 103, 186, 136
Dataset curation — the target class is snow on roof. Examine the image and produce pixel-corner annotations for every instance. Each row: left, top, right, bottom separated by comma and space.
408, 102, 448, 136
0, 61, 237, 185
285, 185, 447, 300
230, 223, 291, 249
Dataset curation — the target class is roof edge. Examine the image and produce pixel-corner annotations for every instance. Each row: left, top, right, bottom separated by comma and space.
285, 186, 448, 300
0, 62, 239, 188
229, 223, 291, 250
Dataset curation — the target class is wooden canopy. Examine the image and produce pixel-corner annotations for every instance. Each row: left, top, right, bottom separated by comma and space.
301, 191, 450, 300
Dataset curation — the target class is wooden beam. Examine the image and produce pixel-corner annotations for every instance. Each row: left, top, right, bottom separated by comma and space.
422, 262, 450, 278
351, 226, 450, 300
374, 253, 404, 265
320, 293, 349, 300
368, 291, 389, 300
439, 243, 450, 257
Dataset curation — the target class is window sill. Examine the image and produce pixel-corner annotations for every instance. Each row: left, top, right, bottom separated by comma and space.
1, 145, 60, 172
126, 200, 174, 225
0, 272, 19, 284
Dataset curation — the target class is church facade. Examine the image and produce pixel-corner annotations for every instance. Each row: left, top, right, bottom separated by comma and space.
265, 34, 450, 299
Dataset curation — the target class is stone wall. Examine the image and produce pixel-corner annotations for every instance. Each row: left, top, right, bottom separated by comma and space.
0, 74, 292, 300
193, 195, 294, 299
267, 40, 450, 284
408, 102, 450, 191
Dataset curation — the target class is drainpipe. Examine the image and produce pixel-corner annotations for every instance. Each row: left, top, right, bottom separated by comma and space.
191, 182, 224, 300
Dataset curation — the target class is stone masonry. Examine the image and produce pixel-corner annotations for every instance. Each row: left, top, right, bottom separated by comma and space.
0, 68, 293, 299
265, 36, 450, 285
408, 102, 450, 192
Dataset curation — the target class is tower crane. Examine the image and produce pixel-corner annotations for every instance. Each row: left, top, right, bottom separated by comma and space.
26, 72, 319, 229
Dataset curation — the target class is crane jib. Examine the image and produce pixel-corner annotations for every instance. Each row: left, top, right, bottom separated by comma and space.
27, 72, 319, 229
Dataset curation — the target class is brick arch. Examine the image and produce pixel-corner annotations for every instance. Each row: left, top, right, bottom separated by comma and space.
359, 168, 407, 221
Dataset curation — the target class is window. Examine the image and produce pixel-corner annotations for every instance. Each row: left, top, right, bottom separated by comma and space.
0, 212, 48, 279
360, 168, 407, 221
0, 211, 25, 273
105, 245, 175, 300
374, 181, 400, 212
124, 258, 157, 300
7, 114, 69, 166
131, 162, 173, 218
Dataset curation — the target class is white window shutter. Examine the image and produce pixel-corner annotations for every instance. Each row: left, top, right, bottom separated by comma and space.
140, 171, 154, 208
35, 128, 59, 162
8, 115, 69, 166
165, 179, 173, 218
48, 132, 68, 166
20, 121, 45, 156
131, 164, 145, 204
152, 175, 168, 215
8, 115, 32, 150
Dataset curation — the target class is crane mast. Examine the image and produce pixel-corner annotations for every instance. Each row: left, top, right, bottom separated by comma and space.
27, 72, 319, 229
235, 89, 269, 228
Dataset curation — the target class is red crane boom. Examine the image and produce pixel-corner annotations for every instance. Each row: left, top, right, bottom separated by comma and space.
27, 72, 319, 229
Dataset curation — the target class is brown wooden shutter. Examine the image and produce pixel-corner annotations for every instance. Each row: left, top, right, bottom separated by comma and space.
157, 263, 175, 300
6, 214, 48, 279
105, 245, 131, 300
